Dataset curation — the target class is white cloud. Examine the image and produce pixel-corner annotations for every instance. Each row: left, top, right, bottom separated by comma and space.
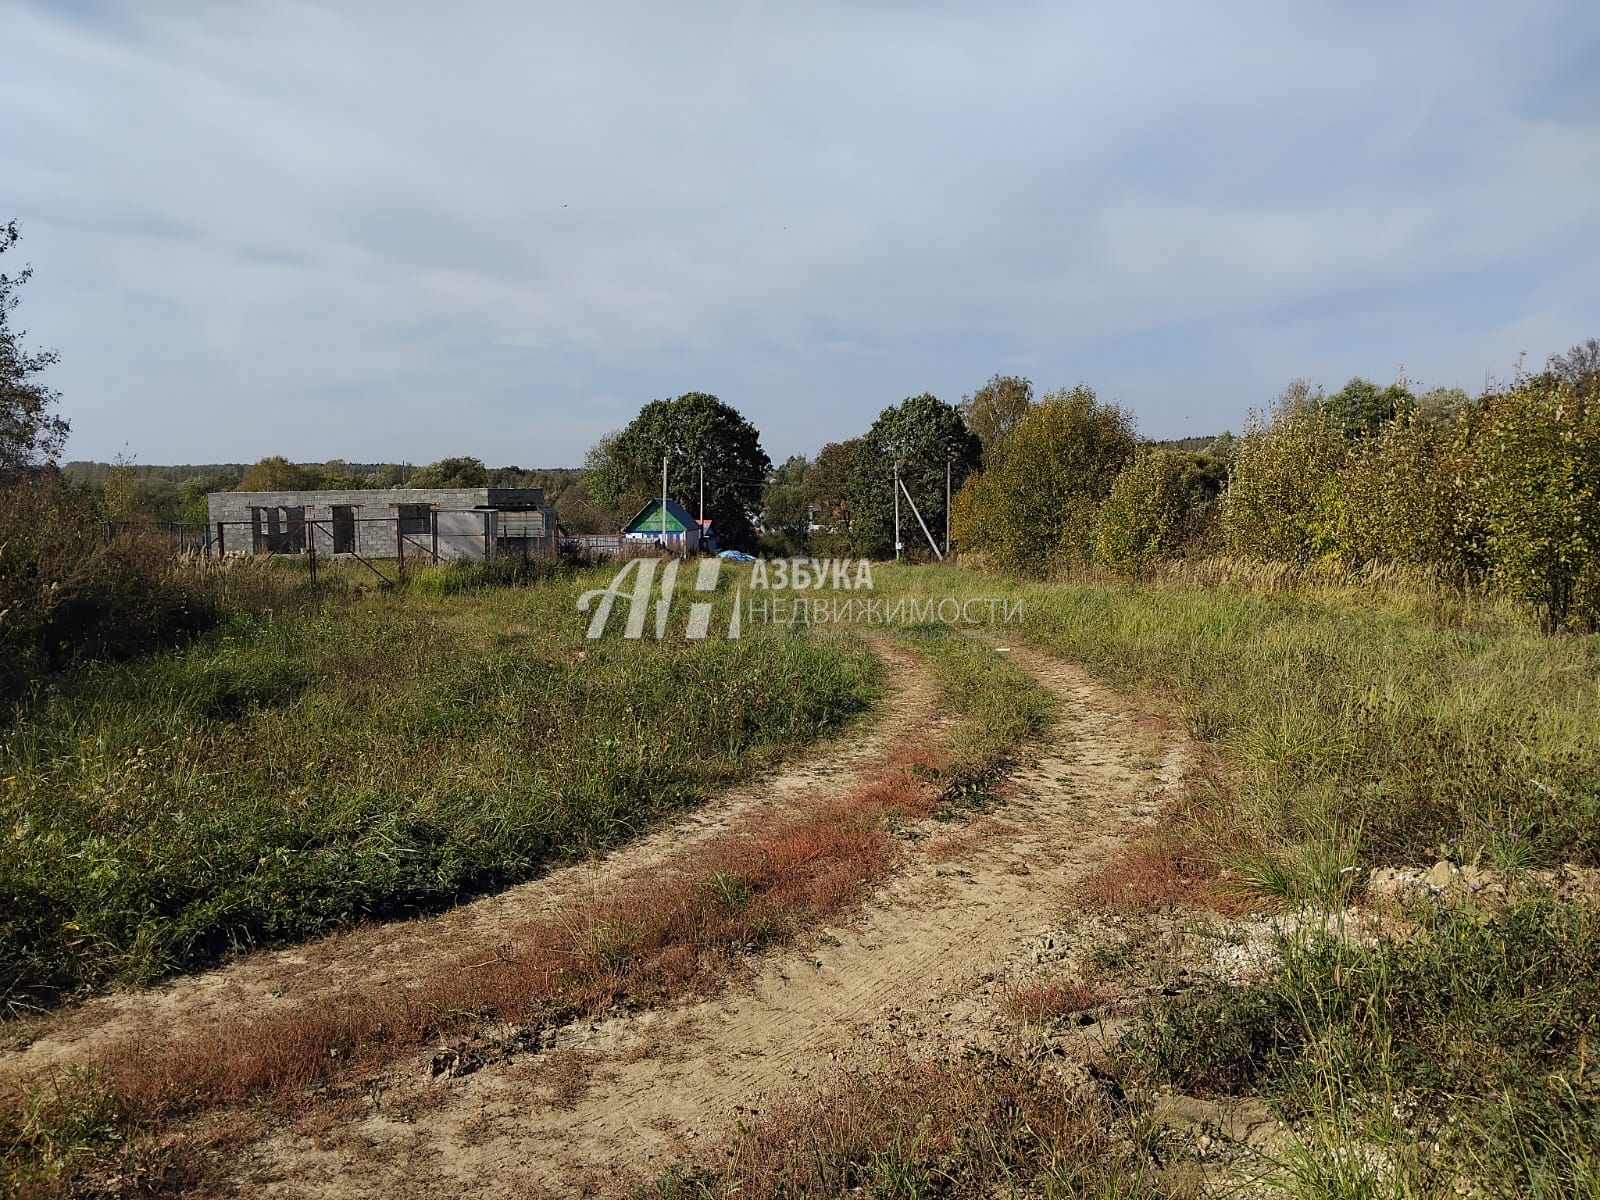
1, 0, 1596, 462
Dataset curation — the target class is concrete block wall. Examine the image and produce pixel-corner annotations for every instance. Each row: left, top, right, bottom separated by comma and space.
207, 488, 557, 559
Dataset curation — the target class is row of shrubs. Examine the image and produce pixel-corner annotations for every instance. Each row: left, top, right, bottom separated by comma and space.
0, 474, 327, 701
954, 368, 1600, 630
0, 475, 214, 699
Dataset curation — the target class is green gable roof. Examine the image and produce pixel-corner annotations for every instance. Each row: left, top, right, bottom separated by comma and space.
623, 497, 695, 534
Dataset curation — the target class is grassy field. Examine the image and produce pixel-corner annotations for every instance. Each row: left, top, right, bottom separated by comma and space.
7, 558, 1599, 1196
878, 562, 1600, 901
0, 562, 880, 1010
782, 563, 1600, 1196
0, 576, 1058, 1200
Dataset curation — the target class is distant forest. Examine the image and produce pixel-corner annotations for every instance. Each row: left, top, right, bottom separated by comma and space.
61, 460, 593, 528
60, 430, 1221, 538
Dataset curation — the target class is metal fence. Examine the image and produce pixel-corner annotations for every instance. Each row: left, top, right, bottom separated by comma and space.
98, 511, 559, 583
561, 533, 676, 560
101, 521, 215, 554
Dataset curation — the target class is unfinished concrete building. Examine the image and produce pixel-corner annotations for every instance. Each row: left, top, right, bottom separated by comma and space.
206, 488, 560, 562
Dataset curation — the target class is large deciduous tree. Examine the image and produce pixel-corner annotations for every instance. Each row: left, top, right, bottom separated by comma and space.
848, 394, 980, 559
584, 392, 770, 547
236, 456, 314, 491
807, 440, 859, 528
761, 454, 812, 553
0, 221, 68, 478
960, 374, 1032, 467
951, 385, 1135, 575
409, 456, 490, 487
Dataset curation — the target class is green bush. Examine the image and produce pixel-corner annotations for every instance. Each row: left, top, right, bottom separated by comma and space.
1472, 374, 1600, 630
1094, 448, 1223, 570
0, 476, 219, 698
1221, 382, 1348, 564
952, 386, 1135, 575
1329, 409, 1483, 573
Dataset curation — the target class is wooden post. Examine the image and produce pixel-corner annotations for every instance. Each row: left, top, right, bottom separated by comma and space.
396, 516, 405, 572
893, 462, 901, 561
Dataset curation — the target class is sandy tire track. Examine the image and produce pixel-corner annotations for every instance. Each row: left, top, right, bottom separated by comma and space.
231, 640, 1193, 1199
0, 641, 941, 1082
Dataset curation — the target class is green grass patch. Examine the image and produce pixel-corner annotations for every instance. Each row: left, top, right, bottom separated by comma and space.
0, 569, 880, 1010
1131, 898, 1600, 1196
888, 625, 1055, 804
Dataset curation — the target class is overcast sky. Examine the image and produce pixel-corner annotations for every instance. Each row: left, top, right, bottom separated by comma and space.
4, 1, 1598, 467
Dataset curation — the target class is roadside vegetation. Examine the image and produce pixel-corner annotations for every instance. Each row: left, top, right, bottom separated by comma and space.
0, 564, 880, 1011
677, 563, 1600, 1198
881, 562, 1600, 902
0, 622, 1053, 1199
1133, 897, 1600, 1196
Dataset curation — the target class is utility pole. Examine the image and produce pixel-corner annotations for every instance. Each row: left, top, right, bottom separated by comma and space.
893, 462, 901, 561
945, 456, 951, 558
698, 464, 704, 522
661, 453, 669, 550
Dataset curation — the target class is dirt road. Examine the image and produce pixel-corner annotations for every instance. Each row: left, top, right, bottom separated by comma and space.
0, 644, 942, 1082
230, 642, 1189, 1198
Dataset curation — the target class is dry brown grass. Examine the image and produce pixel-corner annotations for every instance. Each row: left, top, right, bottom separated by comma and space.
1073, 758, 1252, 917
647, 1051, 1138, 1199
996, 977, 1103, 1023
1073, 834, 1232, 914
1, 745, 949, 1195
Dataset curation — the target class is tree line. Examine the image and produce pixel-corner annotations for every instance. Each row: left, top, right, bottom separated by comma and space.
61, 458, 590, 529
751, 352, 1599, 629
5, 210, 1600, 646
588, 356, 1598, 632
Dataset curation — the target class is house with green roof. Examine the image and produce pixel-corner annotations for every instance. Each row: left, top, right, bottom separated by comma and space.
621, 497, 705, 551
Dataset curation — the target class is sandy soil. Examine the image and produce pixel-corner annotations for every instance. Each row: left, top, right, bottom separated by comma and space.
0, 642, 941, 1082
227, 642, 1194, 1198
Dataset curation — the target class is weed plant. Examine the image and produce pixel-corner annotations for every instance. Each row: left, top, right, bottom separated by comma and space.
0, 569, 879, 1008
